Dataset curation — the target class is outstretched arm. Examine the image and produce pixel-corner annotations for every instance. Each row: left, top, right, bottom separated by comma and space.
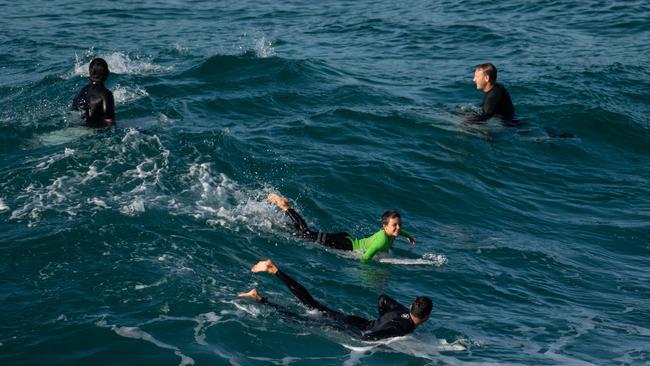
399, 230, 415, 245
237, 288, 309, 320
250, 259, 338, 315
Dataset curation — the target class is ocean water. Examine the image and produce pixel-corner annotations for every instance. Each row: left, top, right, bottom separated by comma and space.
1, 0, 649, 365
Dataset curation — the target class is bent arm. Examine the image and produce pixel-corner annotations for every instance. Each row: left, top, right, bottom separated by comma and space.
467, 90, 500, 122
361, 323, 405, 341
399, 230, 415, 245
377, 294, 407, 316
103, 93, 115, 126
362, 328, 397, 341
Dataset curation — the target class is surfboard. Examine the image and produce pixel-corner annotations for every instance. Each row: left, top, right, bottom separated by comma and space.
36, 126, 93, 147
378, 253, 447, 266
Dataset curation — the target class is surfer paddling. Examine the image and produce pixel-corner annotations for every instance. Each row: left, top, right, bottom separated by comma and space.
268, 193, 415, 263
72, 58, 115, 128
238, 259, 432, 340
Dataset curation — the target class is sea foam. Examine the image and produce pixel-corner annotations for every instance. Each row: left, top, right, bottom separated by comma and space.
73, 50, 173, 78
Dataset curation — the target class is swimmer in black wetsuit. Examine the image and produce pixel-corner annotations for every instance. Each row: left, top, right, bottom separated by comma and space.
238, 259, 432, 340
72, 58, 115, 128
468, 63, 516, 123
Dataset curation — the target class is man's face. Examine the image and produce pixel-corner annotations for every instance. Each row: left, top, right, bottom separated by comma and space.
473, 68, 488, 90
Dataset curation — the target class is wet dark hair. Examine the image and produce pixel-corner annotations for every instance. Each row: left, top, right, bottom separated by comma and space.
410, 296, 433, 319
476, 63, 497, 83
89, 58, 110, 82
381, 210, 401, 226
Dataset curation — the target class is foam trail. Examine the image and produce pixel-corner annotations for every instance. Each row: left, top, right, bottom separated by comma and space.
179, 163, 279, 232
342, 343, 381, 366
141, 312, 225, 347
0, 198, 9, 213
348, 334, 467, 361
192, 312, 223, 346
97, 321, 194, 366
134, 277, 167, 290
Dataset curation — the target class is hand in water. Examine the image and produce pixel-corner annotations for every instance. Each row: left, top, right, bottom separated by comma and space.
407, 236, 416, 246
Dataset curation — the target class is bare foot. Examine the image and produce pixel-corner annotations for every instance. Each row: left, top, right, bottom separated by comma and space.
267, 193, 290, 212
237, 288, 263, 302
251, 259, 279, 275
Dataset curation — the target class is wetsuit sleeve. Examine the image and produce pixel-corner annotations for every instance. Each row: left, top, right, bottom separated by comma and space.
72, 85, 88, 111
361, 316, 414, 340
399, 230, 411, 239
468, 88, 500, 122
377, 295, 408, 316
481, 89, 500, 119
104, 91, 115, 123
275, 270, 338, 315
285, 208, 311, 235
72, 92, 81, 111
361, 326, 404, 341
259, 297, 305, 319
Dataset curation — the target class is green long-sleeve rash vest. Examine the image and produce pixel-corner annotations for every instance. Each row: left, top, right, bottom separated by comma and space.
349, 229, 411, 263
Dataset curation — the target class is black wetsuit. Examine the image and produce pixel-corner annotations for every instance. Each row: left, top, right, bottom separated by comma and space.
470, 83, 515, 122
262, 269, 416, 340
285, 208, 354, 251
72, 82, 115, 127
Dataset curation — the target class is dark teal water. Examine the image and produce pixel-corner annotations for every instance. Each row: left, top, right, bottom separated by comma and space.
2, 1, 649, 365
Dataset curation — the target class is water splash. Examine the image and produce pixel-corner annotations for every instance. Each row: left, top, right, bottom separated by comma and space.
254, 36, 276, 58
72, 50, 173, 78
112, 84, 149, 104
177, 162, 279, 232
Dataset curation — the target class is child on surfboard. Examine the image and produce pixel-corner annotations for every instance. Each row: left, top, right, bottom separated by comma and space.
268, 193, 415, 263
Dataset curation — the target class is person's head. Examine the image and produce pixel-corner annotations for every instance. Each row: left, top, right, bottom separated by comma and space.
381, 210, 402, 238
89, 58, 110, 83
473, 63, 497, 91
410, 296, 432, 325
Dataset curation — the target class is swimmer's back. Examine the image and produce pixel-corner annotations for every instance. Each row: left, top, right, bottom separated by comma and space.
72, 82, 115, 127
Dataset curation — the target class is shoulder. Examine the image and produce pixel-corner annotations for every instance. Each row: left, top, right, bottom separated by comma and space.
77, 83, 92, 94
98, 85, 114, 100
369, 229, 386, 240
496, 83, 511, 94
